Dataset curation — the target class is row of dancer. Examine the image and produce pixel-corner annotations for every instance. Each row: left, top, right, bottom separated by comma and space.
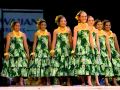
1, 10, 120, 86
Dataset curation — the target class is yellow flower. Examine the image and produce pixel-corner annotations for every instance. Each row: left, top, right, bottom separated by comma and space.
71, 50, 75, 54
75, 15, 78, 20
50, 50, 55, 53
4, 52, 9, 56
55, 16, 59, 23
50, 50, 55, 57
30, 52, 35, 56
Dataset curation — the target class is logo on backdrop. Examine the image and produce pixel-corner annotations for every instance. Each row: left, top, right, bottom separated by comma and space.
0, 9, 43, 42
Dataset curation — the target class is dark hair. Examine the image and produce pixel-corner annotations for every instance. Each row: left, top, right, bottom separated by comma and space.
94, 19, 102, 28
55, 15, 65, 25
11, 21, 20, 29
87, 15, 94, 21
102, 20, 111, 30
37, 19, 46, 25
75, 10, 87, 20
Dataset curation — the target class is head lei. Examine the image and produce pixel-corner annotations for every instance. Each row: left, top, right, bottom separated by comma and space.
36, 18, 47, 32
10, 20, 17, 31
75, 10, 86, 20
55, 15, 64, 25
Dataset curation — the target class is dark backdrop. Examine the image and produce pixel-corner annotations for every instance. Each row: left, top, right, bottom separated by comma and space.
0, 0, 120, 73
0, 0, 120, 42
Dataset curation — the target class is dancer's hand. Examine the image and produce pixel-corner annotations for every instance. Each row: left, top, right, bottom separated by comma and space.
71, 50, 75, 55
26, 54, 30, 60
5, 55, 9, 61
30, 52, 35, 59
50, 50, 55, 57
31, 54, 35, 60
4, 52, 9, 61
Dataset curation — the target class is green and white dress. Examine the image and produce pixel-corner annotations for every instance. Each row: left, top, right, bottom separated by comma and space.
50, 32, 71, 77
75, 29, 92, 76
1, 36, 28, 77
29, 34, 50, 77
90, 31, 102, 75
99, 30, 114, 77
108, 31, 120, 76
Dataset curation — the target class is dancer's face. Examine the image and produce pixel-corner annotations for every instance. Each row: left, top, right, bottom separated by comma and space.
39, 22, 47, 30
78, 12, 87, 23
96, 22, 103, 30
87, 17, 94, 26
104, 22, 111, 31
13, 23, 20, 32
59, 17, 67, 27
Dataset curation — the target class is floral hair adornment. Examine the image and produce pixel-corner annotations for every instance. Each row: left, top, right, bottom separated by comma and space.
10, 20, 15, 28
55, 15, 64, 25
75, 11, 81, 20
36, 18, 46, 24
36, 18, 41, 25
10, 20, 18, 31
36, 19, 46, 30
75, 10, 86, 20
55, 16, 59, 24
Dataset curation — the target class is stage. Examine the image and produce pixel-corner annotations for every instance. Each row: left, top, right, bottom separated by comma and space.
0, 86, 120, 90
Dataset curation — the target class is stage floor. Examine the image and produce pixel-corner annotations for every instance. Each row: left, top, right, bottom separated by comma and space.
0, 86, 120, 90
